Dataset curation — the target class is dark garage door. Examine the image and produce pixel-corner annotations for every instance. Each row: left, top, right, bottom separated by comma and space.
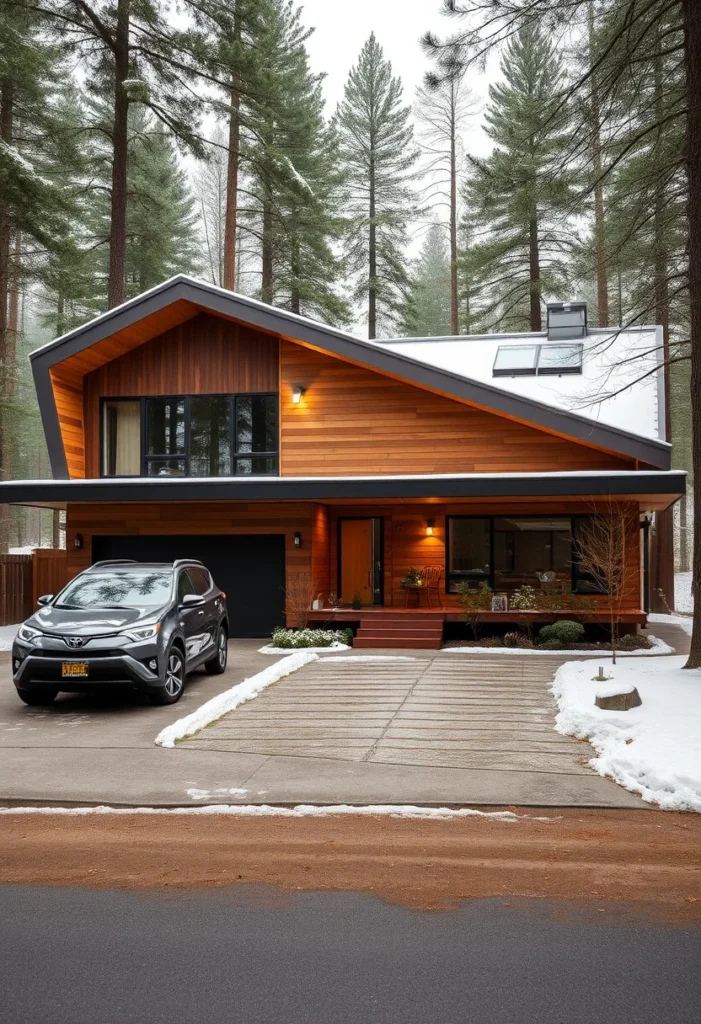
91, 534, 286, 638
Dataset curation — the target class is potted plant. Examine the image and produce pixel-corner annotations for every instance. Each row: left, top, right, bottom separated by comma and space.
351, 593, 362, 610
400, 567, 422, 588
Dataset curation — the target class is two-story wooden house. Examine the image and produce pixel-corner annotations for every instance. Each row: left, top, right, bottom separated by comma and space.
0, 276, 684, 646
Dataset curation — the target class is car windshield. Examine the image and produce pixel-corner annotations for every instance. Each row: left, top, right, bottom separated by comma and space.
54, 571, 173, 609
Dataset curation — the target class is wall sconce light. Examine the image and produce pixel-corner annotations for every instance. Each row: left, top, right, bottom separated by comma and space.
74, 533, 83, 550
292, 386, 305, 405
294, 531, 302, 548
425, 518, 435, 537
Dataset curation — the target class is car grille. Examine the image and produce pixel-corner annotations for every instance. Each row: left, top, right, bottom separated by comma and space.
33, 649, 126, 659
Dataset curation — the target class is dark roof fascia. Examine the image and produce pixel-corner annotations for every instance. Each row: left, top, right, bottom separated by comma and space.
31, 276, 672, 472
0, 471, 686, 506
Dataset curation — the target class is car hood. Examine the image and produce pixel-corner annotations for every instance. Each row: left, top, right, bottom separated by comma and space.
29, 605, 165, 636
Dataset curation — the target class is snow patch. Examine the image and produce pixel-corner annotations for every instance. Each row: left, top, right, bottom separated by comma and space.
551, 656, 701, 812
442, 636, 673, 656
0, 804, 557, 821
0, 624, 20, 651
259, 642, 350, 654
155, 651, 318, 747
595, 682, 636, 699
186, 787, 248, 801
674, 572, 693, 614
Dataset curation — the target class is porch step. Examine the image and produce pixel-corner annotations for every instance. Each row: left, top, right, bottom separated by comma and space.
357, 627, 443, 640
353, 636, 442, 650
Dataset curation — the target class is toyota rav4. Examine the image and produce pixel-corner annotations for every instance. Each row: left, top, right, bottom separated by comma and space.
11, 559, 229, 706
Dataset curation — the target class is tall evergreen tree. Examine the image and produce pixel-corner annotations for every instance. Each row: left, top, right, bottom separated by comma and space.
402, 224, 451, 337
461, 24, 577, 332
335, 34, 420, 339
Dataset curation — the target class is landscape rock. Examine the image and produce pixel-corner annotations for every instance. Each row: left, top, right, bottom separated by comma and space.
595, 686, 642, 711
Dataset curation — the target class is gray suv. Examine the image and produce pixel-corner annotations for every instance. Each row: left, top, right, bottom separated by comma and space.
12, 559, 229, 707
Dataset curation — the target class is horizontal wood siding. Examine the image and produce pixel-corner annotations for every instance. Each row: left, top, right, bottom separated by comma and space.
279, 340, 633, 476
310, 503, 331, 602
65, 502, 311, 622
83, 314, 279, 477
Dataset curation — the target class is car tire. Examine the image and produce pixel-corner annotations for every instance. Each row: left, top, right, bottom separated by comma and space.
16, 686, 59, 706
204, 625, 228, 675
149, 646, 185, 706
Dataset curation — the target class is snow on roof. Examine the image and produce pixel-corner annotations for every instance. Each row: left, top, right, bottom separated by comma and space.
373, 326, 664, 442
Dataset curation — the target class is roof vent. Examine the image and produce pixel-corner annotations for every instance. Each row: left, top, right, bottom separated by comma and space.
547, 302, 587, 340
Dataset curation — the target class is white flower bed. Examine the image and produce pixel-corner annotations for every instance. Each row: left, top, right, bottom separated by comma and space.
442, 635, 673, 656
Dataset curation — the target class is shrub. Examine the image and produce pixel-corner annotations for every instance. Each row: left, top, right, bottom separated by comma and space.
539, 639, 564, 650
401, 567, 422, 586
270, 627, 353, 649
617, 633, 652, 651
503, 631, 533, 648
479, 636, 503, 647
538, 620, 585, 646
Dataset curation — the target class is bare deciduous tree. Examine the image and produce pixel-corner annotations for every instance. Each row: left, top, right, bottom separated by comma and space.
573, 501, 639, 664
284, 572, 319, 630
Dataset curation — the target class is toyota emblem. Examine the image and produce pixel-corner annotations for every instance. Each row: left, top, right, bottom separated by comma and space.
66, 637, 85, 649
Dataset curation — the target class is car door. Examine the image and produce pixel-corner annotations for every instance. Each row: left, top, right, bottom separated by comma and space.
190, 567, 218, 655
177, 570, 208, 664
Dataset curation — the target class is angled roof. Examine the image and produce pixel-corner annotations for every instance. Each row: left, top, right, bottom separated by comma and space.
32, 275, 672, 478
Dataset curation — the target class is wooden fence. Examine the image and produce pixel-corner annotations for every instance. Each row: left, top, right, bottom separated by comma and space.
0, 549, 69, 627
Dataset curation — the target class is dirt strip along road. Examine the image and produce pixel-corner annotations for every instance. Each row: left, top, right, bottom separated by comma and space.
1, 808, 700, 921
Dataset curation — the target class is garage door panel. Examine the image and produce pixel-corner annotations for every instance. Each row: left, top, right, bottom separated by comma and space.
91, 534, 285, 638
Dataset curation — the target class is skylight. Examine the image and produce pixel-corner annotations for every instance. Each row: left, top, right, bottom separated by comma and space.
492, 345, 539, 376
492, 343, 583, 377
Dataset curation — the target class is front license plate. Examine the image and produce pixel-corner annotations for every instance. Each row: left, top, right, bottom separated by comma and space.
62, 661, 89, 678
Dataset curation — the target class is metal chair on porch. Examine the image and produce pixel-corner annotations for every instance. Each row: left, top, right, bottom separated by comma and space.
420, 565, 443, 609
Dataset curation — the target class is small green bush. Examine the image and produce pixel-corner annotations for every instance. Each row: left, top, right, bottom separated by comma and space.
270, 627, 353, 649
539, 639, 564, 650
538, 620, 585, 646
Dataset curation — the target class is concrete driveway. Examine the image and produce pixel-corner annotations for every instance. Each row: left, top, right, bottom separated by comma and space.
0, 642, 645, 807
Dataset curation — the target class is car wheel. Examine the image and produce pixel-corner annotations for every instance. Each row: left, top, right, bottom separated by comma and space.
204, 625, 228, 675
16, 686, 59, 706
149, 647, 185, 706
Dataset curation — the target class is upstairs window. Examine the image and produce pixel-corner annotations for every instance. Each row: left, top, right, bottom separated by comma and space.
102, 394, 278, 478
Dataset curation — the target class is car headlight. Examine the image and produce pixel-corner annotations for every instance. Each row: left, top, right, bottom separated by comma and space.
17, 624, 42, 643
119, 623, 161, 642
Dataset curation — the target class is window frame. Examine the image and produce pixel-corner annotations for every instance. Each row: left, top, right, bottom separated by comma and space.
445, 514, 607, 595
100, 393, 279, 479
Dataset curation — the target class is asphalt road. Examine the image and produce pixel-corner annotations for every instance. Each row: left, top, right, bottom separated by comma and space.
2, 886, 700, 1024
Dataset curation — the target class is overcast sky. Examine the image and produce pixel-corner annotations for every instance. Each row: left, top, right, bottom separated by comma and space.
300, 0, 495, 159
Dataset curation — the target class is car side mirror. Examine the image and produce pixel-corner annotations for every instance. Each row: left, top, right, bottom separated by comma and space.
180, 593, 205, 608
36, 594, 53, 607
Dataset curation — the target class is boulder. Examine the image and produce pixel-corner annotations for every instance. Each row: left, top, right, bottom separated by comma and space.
595, 684, 642, 711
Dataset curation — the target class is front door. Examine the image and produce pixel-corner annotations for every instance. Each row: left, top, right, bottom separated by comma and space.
340, 519, 382, 605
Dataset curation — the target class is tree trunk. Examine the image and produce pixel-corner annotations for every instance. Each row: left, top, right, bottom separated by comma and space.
679, 493, 690, 572
0, 78, 14, 554
52, 509, 61, 549
261, 200, 273, 305
682, 0, 701, 667
223, 7, 242, 292
449, 81, 459, 336
528, 210, 542, 332
589, 6, 609, 327
107, 0, 130, 309
290, 231, 300, 315
368, 151, 376, 340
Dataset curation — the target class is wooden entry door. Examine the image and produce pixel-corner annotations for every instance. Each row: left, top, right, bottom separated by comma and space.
340, 519, 380, 605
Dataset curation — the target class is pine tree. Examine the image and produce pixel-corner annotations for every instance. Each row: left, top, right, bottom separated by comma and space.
125, 112, 201, 294
461, 24, 577, 332
335, 34, 420, 339
239, 0, 347, 323
402, 224, 451, 337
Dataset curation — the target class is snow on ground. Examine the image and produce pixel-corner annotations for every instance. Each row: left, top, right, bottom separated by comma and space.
0, 804, 557, 821
259, 642, 350, 654
0, 624, 20, 651
442, 636, 673, 656
648, 612, 693, 637
552, 656, 701, 812
674, 572, 693, 614
155, 650, 318, 748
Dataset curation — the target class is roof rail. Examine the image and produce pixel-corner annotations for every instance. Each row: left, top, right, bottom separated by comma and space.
173, 558, 205, 568
90, 559, 138, 568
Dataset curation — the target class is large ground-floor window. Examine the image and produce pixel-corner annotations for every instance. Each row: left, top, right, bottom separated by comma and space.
446, 515, 607, 594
